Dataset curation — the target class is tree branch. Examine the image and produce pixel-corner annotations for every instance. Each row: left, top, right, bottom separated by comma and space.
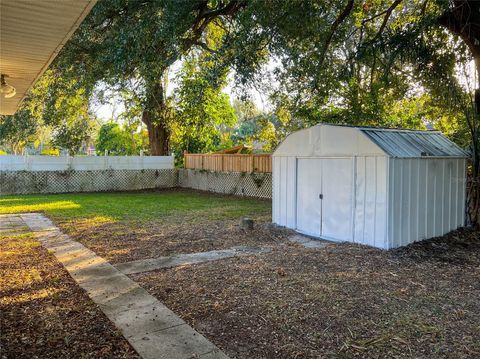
438, 0, 480, 58
420, 0, 429, 16
372, 0, 403, 41
193, 41, 217, 54
200, 0, 245, 19
182, 0, 246, 53
318, 0, 355, 68
362, 0, 402, 25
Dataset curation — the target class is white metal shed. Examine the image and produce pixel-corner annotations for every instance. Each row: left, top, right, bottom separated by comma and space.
272, 124, 467, 249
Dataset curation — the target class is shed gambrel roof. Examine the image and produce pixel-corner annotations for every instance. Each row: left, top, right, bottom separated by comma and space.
273, 124, 467, 158
360, 128, 467, 158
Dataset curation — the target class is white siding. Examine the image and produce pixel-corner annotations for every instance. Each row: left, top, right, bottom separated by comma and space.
353, 156, 388, 248
319, 157, 354, 241
272, 124, 467, 250
390, 159, 401, 247
417, 160, 427, 241
296, 159, 322, 236
388, 158, 466, 249
401, 159, 411, 246
272, 156, 296, 227
272, 156, 281, 224
409, 160, 420, 243
286, 157, 297, 228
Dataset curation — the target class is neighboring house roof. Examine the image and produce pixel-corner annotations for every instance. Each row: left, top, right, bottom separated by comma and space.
0, 0, 98, 115
213, 144, 252, 154
360, 128, 467, 158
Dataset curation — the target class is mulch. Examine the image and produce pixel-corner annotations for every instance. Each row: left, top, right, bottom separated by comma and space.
0, 225, 139, 359
133, 227, 480, 359
58, 217, 286, 264
5, 199, 477, 359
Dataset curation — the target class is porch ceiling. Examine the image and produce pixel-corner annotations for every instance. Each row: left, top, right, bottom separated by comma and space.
0, 0, 97, 115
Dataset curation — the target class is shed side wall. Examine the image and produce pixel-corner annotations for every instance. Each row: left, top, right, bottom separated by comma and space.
272, 156, 297, 227
354, 156, 389, 249
388, 158, 466, 249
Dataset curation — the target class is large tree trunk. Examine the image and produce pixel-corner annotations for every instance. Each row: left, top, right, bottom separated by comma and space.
439, 0, 480, 226
141, 82, 170, 156
143, 113, 169, 155
469, 74, 480, 227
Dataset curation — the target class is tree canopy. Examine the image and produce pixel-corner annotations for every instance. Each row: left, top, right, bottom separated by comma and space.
212, 0, 478, 223
54, 0, 245, 155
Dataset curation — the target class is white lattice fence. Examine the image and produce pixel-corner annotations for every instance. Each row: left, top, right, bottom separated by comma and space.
178, 169, 272, 199
1, 168, 271, 198
0, 169, 177, 195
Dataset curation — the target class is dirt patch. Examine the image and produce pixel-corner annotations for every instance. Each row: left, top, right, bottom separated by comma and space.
59, 218, 289, 264
134, 228, 480, 359
0, 223, 139, 359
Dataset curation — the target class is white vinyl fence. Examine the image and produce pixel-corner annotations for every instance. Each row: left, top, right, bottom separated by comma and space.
0, 155, 176, 195
0, 155, 174, 171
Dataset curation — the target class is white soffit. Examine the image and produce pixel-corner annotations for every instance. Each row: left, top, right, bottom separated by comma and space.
0, 0, 97, 115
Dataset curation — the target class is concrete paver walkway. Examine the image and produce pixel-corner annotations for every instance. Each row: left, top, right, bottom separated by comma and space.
288, 234, 331, 249
115, 246, 268, 275
0, 214, 29, 233
13, 213, 228, 359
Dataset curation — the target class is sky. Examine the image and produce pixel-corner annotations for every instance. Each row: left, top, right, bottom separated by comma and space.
93, 57, 477, 124
93, 59, 279, 122
93, 84, 269, 122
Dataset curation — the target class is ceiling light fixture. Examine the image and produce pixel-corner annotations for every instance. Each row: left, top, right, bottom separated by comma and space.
0, 74, 16, 98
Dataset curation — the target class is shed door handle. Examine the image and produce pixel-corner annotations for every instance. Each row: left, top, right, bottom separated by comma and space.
319, 194, 323, 199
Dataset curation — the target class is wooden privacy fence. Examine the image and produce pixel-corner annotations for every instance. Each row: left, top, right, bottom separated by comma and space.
184, 153, 272, 173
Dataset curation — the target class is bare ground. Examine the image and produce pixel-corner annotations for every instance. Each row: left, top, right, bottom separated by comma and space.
4, 190, 478, 358
0, 222, 139, 359
58, 215, 281, 264
133, 227, 480, 359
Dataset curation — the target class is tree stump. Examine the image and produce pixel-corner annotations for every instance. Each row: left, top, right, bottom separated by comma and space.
240, 218, 254, 230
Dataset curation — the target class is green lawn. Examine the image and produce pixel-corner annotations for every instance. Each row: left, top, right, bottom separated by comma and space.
0, 189, 271, 223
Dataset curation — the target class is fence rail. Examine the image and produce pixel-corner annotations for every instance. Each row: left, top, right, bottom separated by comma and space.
184, 153, 272, 173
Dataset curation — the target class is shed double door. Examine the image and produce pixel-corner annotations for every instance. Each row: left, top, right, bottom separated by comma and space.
296, 158, 353, 241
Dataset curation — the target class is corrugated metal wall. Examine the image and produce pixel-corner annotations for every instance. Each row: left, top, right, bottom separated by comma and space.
388, 158, 466, 249
274, 155, 389, 247
273, 155, 466, 249
353, 156, 388, 249
272, 156, 297, 228
272, 125, 467, 249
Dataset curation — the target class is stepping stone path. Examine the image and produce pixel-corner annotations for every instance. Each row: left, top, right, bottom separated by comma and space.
115, 246, 269, 275
0, 214, 29, 234
288, 234, 331, 249
7, 213, 228, 359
